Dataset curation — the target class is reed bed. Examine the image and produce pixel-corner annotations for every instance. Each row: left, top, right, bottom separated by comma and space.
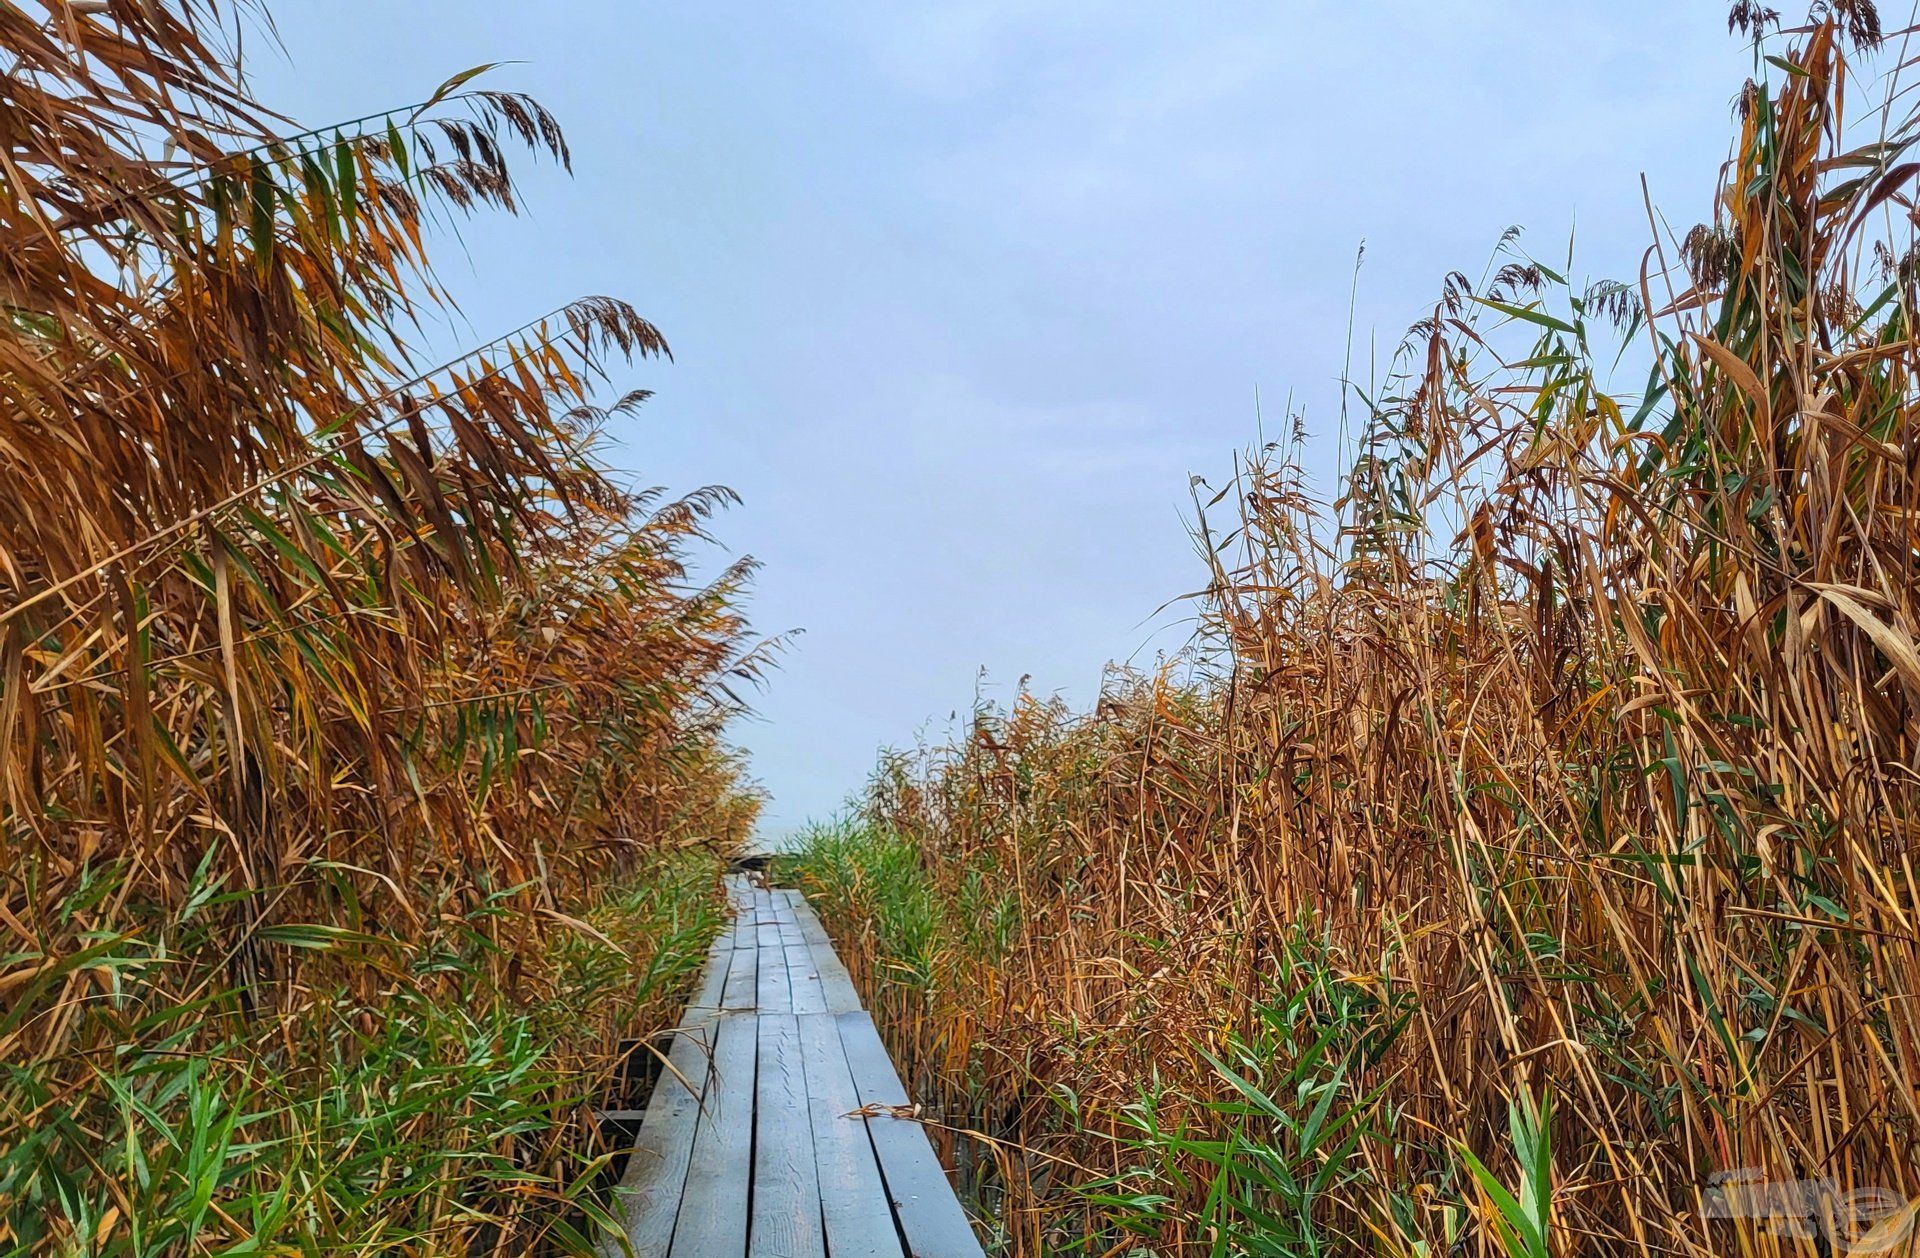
788, 5, 1920, 1254
1, 1, 760, 1251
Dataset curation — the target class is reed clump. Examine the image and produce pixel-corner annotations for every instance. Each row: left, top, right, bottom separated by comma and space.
789, 6, 1920, 1253
1, 2, 761, 1250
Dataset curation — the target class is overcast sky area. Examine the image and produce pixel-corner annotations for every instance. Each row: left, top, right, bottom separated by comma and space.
250, 3, 1757, 839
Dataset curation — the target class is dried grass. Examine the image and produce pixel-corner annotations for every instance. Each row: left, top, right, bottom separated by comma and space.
793, 8, 1920, 1253
0, 2, 760, 1250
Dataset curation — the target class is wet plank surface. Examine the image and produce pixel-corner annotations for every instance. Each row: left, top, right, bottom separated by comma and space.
600, 876, 984, 1258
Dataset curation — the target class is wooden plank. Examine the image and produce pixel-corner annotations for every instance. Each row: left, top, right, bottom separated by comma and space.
756, 934, 793, 1012
790, 898, 864, 1013
688, 934, 734, 1010
837, 1012, 984, 1257
599, 1016, 716, 1258
731, 906, 759, 944
797, 1012, 902, 1257
785, 942, 828, 1015
667, 1013, 758, 1256
721, 942, 758, 1011
727, 876, 758, 929
772, 900, 806, 948
614, 881, 980, 1258
749, 1014, 827, 1258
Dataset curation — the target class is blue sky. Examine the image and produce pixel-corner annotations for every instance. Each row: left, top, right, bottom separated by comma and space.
251, 3, 1754, 837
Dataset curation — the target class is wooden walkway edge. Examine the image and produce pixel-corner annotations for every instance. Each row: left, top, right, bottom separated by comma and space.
599, 876, 985, 1258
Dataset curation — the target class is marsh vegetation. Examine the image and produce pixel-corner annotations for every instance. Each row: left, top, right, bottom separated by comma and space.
785, 4, 1920, 1253
12, 1, 1920, 1255
0, 2, 760, 1250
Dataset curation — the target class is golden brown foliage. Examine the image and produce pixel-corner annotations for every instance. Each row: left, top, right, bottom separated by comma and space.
1, 1, 759, 1249
801, 9, 1920, 1254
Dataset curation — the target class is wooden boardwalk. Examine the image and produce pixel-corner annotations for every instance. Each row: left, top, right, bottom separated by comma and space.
599, 876, 985, 1258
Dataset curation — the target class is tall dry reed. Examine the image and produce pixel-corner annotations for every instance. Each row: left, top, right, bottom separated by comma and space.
1, 2, 761, 1250
793, 5, 1920, 1253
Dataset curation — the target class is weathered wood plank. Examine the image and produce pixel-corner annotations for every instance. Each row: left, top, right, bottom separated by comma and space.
789, 896, 864, 1013
721, 941, 758, 1010
797, 1012, 901, 1257
749, 1014, 827, 1257
728, 876, 758, 932
599, 1016, 715, 1258
772, 900, 806, 950
610, 880, 981, 1258
730, 883, 762, 938
688, 934, 734, 1009
837, 1012, 984, 1257
667, 1013, 758, 1256
756, 933, 793, 1012
785, 942, 828, 1015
